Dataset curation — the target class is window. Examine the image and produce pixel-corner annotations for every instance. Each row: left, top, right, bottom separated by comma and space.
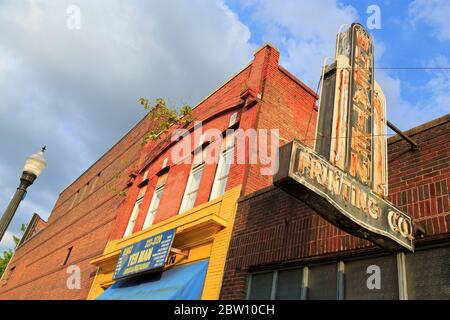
124, 186, 147, 237
308, 263, 338, 300
179, 164, 205, 213
248, 272, 274, 300
246, 247, 450, 300
143, 187, 163, 228
406, 245, 450, 299
143, 173, 168, 229
210, 133, 235, 200
276, 268, 303, 300
345, 255, 398, 300
229, 112, 238, 127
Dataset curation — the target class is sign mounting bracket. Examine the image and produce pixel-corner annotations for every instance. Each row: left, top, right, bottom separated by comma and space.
387, 120, 419, 150
170, 247, 189, 257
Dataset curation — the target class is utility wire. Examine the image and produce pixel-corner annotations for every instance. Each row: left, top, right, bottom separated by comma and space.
329, 67, 450, 70
299, 133, 397, 143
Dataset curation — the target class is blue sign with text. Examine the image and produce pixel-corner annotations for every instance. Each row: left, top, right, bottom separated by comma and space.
113, 228, 176, 280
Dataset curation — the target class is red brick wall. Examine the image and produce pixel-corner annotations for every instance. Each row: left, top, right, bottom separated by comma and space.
108, 45, 319, 242
387, 118, 450, 236
243, 65, 318, 195
220, 115, 450, 299
0, 44, 327, 299
0, 116, 152, 299
109, 108, 248, 240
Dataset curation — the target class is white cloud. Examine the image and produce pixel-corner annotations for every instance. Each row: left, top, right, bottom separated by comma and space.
376, 55, 450, 131
0, 0, 255, 244
409, 0, 450, 42
243, 0, 358, 87
0, 0, 447, 252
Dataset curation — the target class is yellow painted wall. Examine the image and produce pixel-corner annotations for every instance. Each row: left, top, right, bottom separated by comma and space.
87, 186, 241, 300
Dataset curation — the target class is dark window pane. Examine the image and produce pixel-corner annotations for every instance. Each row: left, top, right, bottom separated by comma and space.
248, 272, 273, 300
406, 245, 450, 299
308, 264, 337, 300
276, 268, 303, 300
345, 255, 398, 300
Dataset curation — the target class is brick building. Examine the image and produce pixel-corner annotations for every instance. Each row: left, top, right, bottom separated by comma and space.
1, 38, 448, 300
0, 115, 153, 299
0, 44, 320, 299
87, 44, 319, 299
220, 114, 450, 300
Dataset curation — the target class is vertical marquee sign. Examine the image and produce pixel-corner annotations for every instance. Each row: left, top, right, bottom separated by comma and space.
275, 23, 414, 252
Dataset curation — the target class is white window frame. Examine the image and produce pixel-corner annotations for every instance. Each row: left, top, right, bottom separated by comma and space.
143, 186, 164, 229
210, 133, 235, 200
229, 112, 238, 127
179, 163, 205, 214
124, 197, 144, 237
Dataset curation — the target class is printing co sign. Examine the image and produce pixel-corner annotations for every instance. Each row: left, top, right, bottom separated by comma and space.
275, 141, 413, 251
274, 23, 414, 252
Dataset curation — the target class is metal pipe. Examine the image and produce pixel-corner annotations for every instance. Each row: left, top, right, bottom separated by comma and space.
387, 120, 418, 149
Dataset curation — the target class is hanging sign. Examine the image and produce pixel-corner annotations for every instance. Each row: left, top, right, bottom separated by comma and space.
274, 23, 414, 252
113, 228, 176, 280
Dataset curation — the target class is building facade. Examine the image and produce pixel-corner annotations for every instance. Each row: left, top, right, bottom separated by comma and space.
1, 37, 448, 300
0, 44, 319, 299
220, 114, 450, 300
0, 113, 153, 299
87, 44, 319, 299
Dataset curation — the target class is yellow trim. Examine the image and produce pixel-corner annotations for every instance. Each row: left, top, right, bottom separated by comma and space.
87, 186, 241, 300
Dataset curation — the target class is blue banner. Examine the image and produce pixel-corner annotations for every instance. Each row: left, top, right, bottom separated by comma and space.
98, 260, 209, 300
113, 228, 176, 280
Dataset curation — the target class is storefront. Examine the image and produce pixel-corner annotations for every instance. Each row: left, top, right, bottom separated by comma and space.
245, 241, 450, 300
220, 114, 450, 300
220, 22, 449, 301
88, 186, 241, 300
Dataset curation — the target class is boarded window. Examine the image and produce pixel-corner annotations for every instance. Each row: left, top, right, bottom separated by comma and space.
276, 268, 303, 300
406, 245, 450, 299
248, 272, 273, 300
345, 255, 398, 300
308, 264, 338, 300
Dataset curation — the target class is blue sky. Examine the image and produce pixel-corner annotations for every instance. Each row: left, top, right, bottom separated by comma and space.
0, 0, 449, 254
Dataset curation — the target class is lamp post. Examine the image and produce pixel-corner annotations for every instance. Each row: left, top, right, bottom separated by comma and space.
0, 147, 47, 244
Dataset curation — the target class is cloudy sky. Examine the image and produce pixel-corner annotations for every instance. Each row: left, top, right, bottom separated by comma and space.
0, 0, 449, 253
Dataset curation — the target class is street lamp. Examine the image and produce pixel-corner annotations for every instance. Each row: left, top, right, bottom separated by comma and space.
0, 147, 47, 244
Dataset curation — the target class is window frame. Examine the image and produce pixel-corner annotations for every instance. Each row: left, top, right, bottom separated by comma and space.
210, 133, 235, 200
245, 251, 410, 300
124, 195, 144, 237
143, 185, 164, 229
179, 163, 205, 214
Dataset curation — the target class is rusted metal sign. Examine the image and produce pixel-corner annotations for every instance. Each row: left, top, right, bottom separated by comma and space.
275, 23, 414, 252
315, 23, 388, 197
275, 141, 414, 251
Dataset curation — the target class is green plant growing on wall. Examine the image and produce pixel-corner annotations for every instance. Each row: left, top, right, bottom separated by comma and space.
102, 98, 192, 198
139, 97, 193, 145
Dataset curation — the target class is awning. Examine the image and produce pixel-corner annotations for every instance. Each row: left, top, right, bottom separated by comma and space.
97, 259, 209, 300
